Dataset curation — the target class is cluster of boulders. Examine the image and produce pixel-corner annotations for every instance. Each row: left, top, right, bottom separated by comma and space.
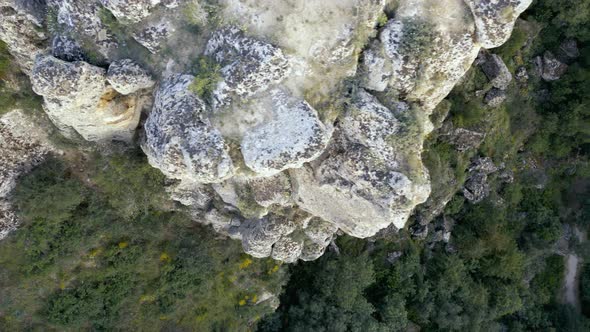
535, 39, 579, 81
0, 0, 535, 262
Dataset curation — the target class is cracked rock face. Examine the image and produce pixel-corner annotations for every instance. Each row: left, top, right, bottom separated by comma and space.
0, 5, 48, 74
142, 74, 234, 183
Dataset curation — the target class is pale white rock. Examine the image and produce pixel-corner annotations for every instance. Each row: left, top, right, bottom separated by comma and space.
31, 55, 142, 142
465, 0, 533, 48
241, 89, 331, 177
107, 59, 155, 95
300, 241, 328, 261
361, 0, 480, 110
205, 26, 291, 108
101, 0, 161, 23
142, 74, 234, 183
167, 180, 213, 208
359, 46, 392, 92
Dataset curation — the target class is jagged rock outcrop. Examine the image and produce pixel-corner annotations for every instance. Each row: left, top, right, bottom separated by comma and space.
484, 88, 507, 108
101, 0, 160, 23
0, 0, 534, 263
31, 55, 144, 141
205, 27, 291, 108
142, 74, 234, 183
292, 90, 431, 237
539, 51, 568, 81
47, 0, 119, 59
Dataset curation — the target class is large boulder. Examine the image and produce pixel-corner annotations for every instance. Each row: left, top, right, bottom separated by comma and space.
241, 89, 331, 177
142, 74, 234, 183
479, 52, 512, 90
359, 0, 480, 110
205, 26, 291, 108
31, 55, 143, 142
292, 90, 431, 238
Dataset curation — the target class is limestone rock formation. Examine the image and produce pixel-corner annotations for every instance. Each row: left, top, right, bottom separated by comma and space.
31, 55, 143, 142
465, 0, 533, 48
0, 4, 48, 74
101, 0, 160, 23
241, 90, 330, 177
142, 74, 234, 183
0, 0, 535, 263
107, 59, 155, 95
205, 27, 291, 108
292, 90, 431, 238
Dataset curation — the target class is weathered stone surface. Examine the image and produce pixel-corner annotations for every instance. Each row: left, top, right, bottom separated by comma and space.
465, 0, 533, 48
101, 0, 160, 23
304, 217, 338, 246
48, 0, 119, 59
205, 27, 291, 108
292, 90, 430, 238
142, 74, 234, 183
32, 55, 142, 141
0, 110, 53, 240
484, 88, 507, 107
463, 172, 490, 204
445, 127, 486, 152
241, 214, 295, 258
132, 20, 174, 54
52, 35, 85, 62
0, 5, 48, 74
241, 90, 330, 177
271, 235, 303, 263
540, 51, 568, 81
107, 59, 154, 95
248, 172, 292, 208
479, 53, 512, 89
360, 0, 480, 109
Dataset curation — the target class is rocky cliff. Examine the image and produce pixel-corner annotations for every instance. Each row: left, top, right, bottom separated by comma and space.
0, 0, 532, 261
